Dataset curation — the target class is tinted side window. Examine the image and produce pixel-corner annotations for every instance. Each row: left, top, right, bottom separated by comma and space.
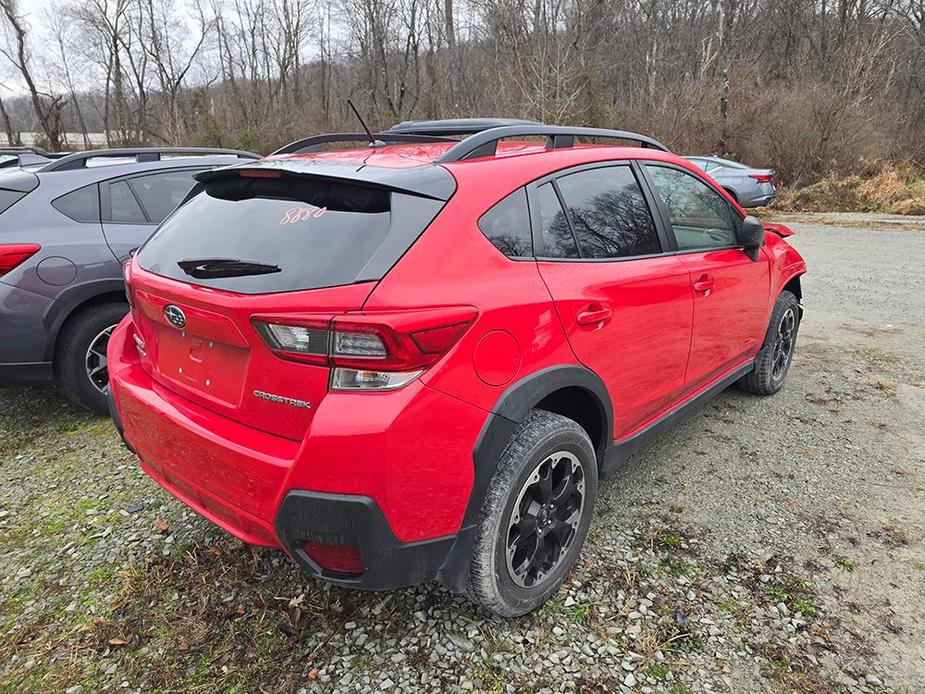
52, 184, 100, 222
536, 182, 578, 259
110, 181, 147, 223
555, 166, 660, 259
129, 170, 199, 223
0, 189, 26, 215
645, 166, 736, 250
478, 188, 532, 257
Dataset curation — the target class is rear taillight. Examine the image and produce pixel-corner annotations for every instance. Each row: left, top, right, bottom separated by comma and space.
252, 307, 477, 391
0, 244, 40, 277
749, 173, 774, 183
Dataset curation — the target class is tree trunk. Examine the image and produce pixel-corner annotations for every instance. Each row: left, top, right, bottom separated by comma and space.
0, 93, 19, 146
0, 0, 63, 150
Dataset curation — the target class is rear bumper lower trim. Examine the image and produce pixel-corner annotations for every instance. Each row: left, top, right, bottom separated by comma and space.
276, 490, 457, 590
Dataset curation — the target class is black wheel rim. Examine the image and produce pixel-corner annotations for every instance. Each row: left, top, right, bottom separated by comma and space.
771, 307, 796, 382
85, 324, 116, 395
505, 451, 585, 588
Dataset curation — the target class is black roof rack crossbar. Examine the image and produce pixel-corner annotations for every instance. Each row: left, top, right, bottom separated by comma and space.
272, 132, 456, 155
436, 125, 670, 163
40, 147, 259, 172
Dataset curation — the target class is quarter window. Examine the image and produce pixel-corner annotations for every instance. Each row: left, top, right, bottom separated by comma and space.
478, 188, 533, 257
52, 184, 100, 223
645, 166, 736, 250
555, 166, 660, 259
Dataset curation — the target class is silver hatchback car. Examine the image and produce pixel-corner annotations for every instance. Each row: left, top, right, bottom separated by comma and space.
0, 147, 257, 412
685, 156, 775, 208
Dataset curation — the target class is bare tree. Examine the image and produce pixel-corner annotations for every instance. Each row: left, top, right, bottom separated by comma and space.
0, 0, 67, 149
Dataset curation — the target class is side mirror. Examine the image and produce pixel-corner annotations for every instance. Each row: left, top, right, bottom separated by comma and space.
736, 215, 765, 260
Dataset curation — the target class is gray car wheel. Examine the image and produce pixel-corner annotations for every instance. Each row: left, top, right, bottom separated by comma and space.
55, 302, 128, 413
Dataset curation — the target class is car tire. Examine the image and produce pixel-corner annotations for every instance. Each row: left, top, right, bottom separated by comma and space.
737, 290, 800, 396
55, 302, 129, 414
467, 409, 598, 617
723, 187, 739, 203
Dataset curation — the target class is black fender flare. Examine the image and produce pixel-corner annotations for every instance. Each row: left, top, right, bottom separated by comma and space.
436, 364, 613, 592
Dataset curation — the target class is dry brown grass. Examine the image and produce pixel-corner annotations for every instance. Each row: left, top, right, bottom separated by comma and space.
776, 164, 925, 215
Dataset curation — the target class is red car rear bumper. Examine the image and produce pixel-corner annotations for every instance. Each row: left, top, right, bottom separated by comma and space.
108, 316, 490, 588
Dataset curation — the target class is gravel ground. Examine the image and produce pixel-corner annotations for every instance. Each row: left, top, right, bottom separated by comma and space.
1, 213, 923, 693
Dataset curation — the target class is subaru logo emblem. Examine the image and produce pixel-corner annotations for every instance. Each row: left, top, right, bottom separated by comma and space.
164, 304, 186, 329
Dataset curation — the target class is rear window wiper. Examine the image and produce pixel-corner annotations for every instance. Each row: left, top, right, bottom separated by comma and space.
177, 258, 281, 279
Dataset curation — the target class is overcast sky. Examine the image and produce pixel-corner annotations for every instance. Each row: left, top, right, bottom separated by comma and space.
1, 0, 67, 96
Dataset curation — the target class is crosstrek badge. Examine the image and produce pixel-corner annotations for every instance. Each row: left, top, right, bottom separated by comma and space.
252, 390, 312, 409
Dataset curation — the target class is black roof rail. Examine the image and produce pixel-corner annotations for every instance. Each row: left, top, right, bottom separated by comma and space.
1, 145, 51, 156
39, 147, 259, 172
435, 125, 670, 163
272, 132, 455, 155
388, 118, 542, 136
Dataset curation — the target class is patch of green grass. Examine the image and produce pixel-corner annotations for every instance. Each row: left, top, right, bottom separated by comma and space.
540, 596, 563, 616
569, 602, 590, 623
659, 534, 682, 549
793, 599, 816, 615
646, 663, 670, 680
668, 684, 692, 694
834, 555, 855, 571
666, 559, 694, 577
86, 565, 116, 586
713, 597, 738, 613
47, 411, 96, 436
761, 585, 791, 604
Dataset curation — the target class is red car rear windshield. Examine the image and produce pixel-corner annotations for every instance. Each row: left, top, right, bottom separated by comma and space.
136, 176, 444, 294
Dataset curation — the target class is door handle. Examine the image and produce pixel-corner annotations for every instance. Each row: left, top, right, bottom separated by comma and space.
693, 276, 715, 295
576, 304, 613, 326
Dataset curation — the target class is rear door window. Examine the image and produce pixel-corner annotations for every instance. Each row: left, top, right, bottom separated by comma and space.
535, 182, 579, 259
554, 166, 661, 259
110, 180, 148, 223
137, 175, 444, 294
128, 170, 200, 223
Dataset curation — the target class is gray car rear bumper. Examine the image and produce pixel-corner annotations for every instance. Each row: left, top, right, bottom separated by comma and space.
0, 280, 55, 367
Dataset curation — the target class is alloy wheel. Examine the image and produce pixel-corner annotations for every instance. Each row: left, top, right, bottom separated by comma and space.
771, 307, 796, 381
505, 451, 585, 588
85, 324, 116, 395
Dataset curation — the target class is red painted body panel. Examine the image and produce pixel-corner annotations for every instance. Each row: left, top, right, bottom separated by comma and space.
108, 137, 807, 564
127, 265, 374, 441
536, 256, 693, 438
110, 314, 487, 544
677, 249, 770, 389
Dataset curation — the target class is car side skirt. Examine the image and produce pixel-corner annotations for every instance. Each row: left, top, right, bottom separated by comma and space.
601, 360, 755, 475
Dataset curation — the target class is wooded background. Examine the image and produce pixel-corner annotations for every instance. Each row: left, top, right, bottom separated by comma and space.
1, 0, 924, 183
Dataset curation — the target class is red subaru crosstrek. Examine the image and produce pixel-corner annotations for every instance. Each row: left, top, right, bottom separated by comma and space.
108, 120, 806, 616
